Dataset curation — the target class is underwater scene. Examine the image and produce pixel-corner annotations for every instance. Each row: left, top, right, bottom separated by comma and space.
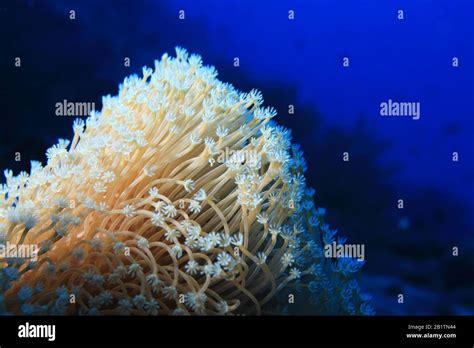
0, 0, 473, 318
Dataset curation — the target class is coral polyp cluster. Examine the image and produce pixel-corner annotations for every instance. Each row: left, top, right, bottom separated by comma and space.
0, 48, 372, 315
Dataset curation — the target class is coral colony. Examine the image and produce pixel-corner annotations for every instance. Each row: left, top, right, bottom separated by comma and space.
0, 48, 373, 315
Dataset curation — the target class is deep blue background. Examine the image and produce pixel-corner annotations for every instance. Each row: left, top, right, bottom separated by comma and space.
1, 0, 473, 314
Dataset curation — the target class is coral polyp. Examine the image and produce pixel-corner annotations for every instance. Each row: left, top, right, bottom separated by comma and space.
0, 47, 372, 315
